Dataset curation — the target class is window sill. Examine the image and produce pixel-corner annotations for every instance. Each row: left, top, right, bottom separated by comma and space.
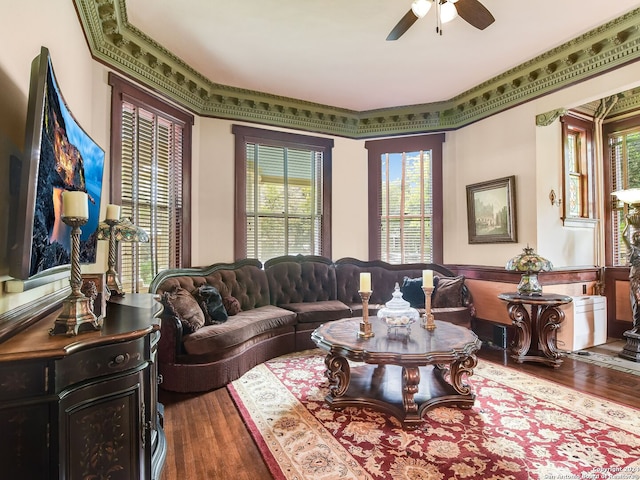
562, 217, 597, 228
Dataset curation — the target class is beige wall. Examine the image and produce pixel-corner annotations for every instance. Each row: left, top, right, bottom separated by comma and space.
3, 1, 640, 315
0, 1, 113, 313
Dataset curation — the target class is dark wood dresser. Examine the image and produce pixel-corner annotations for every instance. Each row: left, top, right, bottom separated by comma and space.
0, 293, 166, 480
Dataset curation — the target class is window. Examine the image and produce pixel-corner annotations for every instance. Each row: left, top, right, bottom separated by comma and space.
560, 114, 595, 226
233, 125, 333, 262
109, 74, 193, 292
365, 134, 444, 264
606, 119, 640, 266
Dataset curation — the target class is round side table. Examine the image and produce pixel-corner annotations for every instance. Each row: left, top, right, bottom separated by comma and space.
498, 292, 572, 368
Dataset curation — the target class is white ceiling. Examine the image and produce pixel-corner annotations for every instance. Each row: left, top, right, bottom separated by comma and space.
127, 0, 640, 112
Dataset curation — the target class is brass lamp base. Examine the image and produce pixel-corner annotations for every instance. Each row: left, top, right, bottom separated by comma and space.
516, 272, 543, 296
106, 271, 125, 296
50, 294, 102, 336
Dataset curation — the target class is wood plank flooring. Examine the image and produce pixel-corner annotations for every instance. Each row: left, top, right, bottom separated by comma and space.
159, 344, 640, 480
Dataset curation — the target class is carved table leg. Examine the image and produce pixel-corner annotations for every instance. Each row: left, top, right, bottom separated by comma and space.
535, 305, 565, 367
401, 366, 420, 415
449, 354, 477, 397
507, 302, 531, 363
324, 353, 350, 398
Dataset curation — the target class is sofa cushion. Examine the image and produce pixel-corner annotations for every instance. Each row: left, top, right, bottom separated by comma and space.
433, 275, 465, 308
222, 296, 242, 316
155, 260, 272, 311
401, 276, 426, 308
278, 300, 351, 324
182, 305, 297, 355
193, 285, 228, 325
400, 276, 440, 308
161, 288, 205, 333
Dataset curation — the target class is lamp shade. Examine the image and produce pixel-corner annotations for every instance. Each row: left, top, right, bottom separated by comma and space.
612, 188, 640, 205
97, 218, 149, 243
411, 0, 432, 18
506, 246, 552, 296
440, 1, 458, 23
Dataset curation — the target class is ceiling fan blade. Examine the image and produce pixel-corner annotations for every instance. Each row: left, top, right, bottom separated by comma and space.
386, 9, 419, 41
454, 0, 495, 30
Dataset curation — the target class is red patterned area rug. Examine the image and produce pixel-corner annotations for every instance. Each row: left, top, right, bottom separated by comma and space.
228, 349, 640, 480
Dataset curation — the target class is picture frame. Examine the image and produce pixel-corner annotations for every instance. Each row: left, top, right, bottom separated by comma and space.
466, 175, 517, 244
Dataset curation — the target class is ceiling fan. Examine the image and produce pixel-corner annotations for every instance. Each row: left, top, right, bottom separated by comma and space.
387, 0, 495, 41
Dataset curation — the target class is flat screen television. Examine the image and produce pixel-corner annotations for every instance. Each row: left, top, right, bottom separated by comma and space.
9, 46, 105, 280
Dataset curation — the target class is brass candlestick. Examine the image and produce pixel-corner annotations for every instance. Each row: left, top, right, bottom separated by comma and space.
358, 290, 374, 338
50, 216, 101, 336
422, 285, 436, 331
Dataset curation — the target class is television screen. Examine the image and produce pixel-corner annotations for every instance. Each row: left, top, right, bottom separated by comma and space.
9, 46, 105, 280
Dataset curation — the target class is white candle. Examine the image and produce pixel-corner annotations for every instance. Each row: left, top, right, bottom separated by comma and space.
62, 191, 89, 219
423, 269, 433, 288
106, 204, 121, 221
360, 272, 371, 292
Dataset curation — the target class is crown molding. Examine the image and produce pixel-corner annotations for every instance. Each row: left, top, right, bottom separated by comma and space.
74, 0, 640, 139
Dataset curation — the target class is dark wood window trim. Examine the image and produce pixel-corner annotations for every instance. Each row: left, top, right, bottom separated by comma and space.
109, 73, 193, 269
365, 134, 445, 263
560, 114, 595, 227
232, 125, 333, 261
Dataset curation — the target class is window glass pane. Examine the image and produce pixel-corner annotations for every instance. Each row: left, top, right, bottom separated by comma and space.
257, 216, 285, 260
380, 150, 432, 264
568, 174, 581, 217
627, 131, 640, 187
288, 217, 312, 254
256, 145, 285, 214
567, 133, 577, 172
609, 129, 640, 266
244, 140, 324, 262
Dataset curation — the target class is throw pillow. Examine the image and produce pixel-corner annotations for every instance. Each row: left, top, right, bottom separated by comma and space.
401, 277, 426, 308
222, 296, 242, 316
161, 288, 205, 333
432, 275, 465, 308
193, 285, 228, 325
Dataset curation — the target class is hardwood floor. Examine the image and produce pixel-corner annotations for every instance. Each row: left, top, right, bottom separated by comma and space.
158, 344, 640, 480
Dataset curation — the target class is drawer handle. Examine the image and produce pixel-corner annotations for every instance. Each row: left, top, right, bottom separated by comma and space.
109, 353, 130, 368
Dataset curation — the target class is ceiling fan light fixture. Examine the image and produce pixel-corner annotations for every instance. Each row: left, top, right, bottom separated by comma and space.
440, 1, 458, 23
411, 0, 432, 19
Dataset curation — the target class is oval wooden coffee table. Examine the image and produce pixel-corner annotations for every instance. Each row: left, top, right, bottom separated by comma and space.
311, 317, 481, 430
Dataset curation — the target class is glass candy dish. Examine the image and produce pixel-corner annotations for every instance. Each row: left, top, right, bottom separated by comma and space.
377, 283, 420, 335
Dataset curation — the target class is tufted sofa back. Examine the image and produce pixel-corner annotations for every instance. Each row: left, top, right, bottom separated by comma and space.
264, 255, 337, 305
334, 257, 468, 306
150, 259, 271, 311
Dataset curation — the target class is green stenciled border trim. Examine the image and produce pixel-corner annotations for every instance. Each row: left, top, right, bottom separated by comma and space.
74, 0, 640, 139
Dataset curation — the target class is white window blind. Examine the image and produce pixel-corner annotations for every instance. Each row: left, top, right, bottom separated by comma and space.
119, 102, 184, 292
609, 127, 640, 266
380, 150, 433, 264
245, 143, 323, 261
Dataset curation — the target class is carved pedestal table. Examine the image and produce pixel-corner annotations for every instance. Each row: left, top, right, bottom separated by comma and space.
311, 318, 481, 430
498, 292, 573, 368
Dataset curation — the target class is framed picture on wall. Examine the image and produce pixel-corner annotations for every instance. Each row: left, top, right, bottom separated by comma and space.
466, 175, 517, 244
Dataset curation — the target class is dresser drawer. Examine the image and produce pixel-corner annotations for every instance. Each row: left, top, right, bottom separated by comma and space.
0, 361, 48, 401
55, 337, 147, 391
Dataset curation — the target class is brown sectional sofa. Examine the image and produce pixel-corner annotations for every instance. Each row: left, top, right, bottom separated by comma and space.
149, 255, 475, 392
